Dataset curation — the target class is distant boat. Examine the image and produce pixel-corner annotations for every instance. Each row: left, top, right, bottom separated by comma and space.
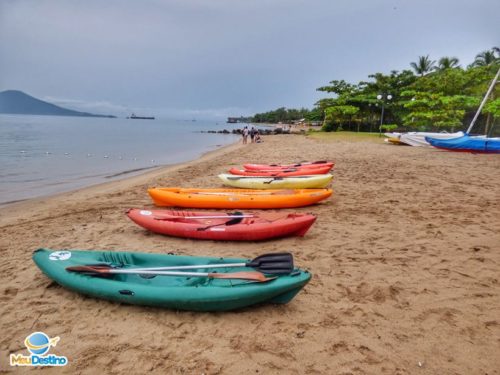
384, 131, 465, 147
127, 113, 155, 120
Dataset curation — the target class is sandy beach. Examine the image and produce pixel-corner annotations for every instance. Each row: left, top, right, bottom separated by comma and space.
1, 133, 499, 374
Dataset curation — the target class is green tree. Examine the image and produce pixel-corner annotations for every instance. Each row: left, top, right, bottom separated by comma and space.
435, 57, 460, 71
402, 90, 477, 130
322, 105, 359, 132
316, 80, 357, 95
471, 49, 500, 67
410, 55, 436, 76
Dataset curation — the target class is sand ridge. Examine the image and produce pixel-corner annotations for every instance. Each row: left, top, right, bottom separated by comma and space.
1, 135, 499, 374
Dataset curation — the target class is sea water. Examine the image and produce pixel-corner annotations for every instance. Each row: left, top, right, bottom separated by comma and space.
0, 114, 241, 204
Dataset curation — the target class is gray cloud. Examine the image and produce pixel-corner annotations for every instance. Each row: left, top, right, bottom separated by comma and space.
1, 0, 498, 119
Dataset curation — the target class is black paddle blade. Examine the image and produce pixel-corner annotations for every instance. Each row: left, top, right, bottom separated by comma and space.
197, 212, 245, 231
246, 252, 294, 275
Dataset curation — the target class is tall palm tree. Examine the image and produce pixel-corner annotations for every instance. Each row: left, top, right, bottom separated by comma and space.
435, 56, 460, 71
471, 49, 499, 67
410, 55, 436, 76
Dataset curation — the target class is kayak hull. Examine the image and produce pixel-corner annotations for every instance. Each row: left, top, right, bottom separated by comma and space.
243, 161, 334, 171
126, 209, 316, 241
230, 165, 332, 176
33, 248, 311, 311
219, 174, 333, 189
426, 135, 500, 153
148, 188, 333, 209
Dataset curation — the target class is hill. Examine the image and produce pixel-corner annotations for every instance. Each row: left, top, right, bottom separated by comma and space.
0, 90, 116, 118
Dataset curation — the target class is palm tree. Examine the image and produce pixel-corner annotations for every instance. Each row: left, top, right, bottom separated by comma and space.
410, 55, 436, 76
471, 49, 499, 67
435, 56, 460, 71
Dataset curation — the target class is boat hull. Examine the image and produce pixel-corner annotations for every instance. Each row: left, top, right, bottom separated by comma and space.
243, 161, 334, 170
33, 248, 311, 311
219, 174, 333, 189
426, 135, 500, 153
148, 188, 333, 209
230, 165, 332, 176
126, 209, 316, 240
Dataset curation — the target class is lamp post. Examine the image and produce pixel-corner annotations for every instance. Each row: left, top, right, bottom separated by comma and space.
377, 93, 392, 136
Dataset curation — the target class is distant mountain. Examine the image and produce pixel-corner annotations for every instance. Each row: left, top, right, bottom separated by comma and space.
0, 90, 116, 118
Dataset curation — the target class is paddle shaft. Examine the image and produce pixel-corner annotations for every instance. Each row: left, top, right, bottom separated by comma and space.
154, 214, 254, 220
108, 269, 242, 277
66, 266, 274, 282
67, 252, 294, 276
124, 262, 248, 272
227, 175, 328, 180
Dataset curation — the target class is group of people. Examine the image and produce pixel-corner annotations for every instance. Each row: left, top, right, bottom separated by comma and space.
241, 126, 262, 144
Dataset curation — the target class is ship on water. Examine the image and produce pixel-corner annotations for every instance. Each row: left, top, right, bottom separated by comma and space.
127, 113, 155, 120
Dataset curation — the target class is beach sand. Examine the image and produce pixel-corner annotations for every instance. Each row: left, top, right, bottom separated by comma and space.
1, 134, 499, 374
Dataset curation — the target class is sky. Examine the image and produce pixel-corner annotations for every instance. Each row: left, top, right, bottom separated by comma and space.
0, 0, 499, 119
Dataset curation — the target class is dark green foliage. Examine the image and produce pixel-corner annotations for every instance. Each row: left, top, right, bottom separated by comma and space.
252, 107, 312, 123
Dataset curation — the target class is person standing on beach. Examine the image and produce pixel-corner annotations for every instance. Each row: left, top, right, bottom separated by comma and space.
250, 126, 256, 143
242, 126, 249, 144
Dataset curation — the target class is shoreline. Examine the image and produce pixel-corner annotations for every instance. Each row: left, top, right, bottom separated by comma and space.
0, 140, 243, 225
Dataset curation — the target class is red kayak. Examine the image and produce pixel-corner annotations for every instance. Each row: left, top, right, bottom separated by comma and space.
229, 165, 331, 176
244, 161, 334, 171
126, 209, 316, 241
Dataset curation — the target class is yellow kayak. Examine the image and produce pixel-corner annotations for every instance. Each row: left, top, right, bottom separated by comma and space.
218, 174, 333, 189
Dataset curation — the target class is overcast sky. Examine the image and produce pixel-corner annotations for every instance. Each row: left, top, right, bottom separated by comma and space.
0, 0, 498, 119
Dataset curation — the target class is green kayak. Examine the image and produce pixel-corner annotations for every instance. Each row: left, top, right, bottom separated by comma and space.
33, 248, 311, 311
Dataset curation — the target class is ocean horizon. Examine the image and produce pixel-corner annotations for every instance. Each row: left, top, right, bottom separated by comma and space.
0, 114, 242, 204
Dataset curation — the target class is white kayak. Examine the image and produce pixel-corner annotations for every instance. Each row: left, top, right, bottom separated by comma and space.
218, 174, 333, 189
400, 131, 465, 147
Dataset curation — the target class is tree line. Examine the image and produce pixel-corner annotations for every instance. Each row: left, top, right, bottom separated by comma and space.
252, 47, 500, 135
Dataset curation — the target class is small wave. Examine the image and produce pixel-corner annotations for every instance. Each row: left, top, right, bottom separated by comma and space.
0, 198, 29, 206
105, 166, 158, 178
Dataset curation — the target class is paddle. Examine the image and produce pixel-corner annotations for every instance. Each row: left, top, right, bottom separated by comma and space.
65, 266, 276, 282
134, 252, 294, 274
267, 160, 328, 167
239, 168, 299, 174
197, 211, 246, 231
67, 252, 294, 275
151, 213, 255, 221
226, 175, 326, 181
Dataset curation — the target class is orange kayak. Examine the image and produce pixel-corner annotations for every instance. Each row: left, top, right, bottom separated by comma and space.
148, 188, 332, 209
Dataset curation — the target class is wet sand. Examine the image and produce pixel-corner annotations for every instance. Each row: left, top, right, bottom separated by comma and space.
1, 134, 499, 374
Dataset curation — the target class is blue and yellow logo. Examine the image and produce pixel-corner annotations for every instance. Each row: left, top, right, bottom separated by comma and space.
10, 332, 68, 367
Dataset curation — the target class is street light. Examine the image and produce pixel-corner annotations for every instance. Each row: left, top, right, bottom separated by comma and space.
377, 93, 392, 136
